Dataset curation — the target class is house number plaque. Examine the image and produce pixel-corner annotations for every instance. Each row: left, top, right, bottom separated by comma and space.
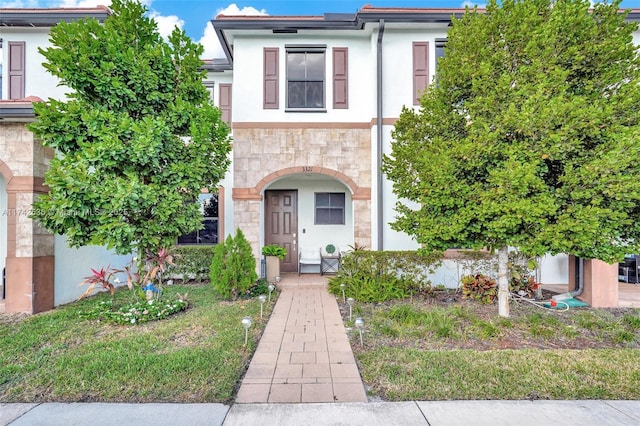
302, 166, 313, 172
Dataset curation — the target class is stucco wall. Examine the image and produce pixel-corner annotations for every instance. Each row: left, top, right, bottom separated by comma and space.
53, 235, 130, 306
1, 28, 69, 101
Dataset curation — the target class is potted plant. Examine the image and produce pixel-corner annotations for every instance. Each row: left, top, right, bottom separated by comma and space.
262, 244, 287, 282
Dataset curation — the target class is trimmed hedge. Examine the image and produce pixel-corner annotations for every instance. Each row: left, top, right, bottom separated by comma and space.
327, 250, 442, 302
166, 245, 216, 282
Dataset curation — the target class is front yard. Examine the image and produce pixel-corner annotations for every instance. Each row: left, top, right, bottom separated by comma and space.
0, 283, 270, 403
344, 293, 640, 400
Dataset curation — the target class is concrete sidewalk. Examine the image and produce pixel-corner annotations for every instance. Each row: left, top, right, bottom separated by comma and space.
3, 400, 640, 425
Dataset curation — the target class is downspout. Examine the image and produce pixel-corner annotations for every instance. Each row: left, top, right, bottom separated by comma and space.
376, 19, 385, 251
570, 256, 585, 297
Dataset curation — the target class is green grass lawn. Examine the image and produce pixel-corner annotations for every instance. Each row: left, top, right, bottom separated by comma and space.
347, 297, 640, 401
0, 283, 272, 403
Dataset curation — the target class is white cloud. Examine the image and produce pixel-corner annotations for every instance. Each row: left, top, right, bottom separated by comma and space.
461, 1, 486, 8
51, 1, 182, 38
149, 11, 184, 39
2, 0, 42, 6
198, 3, 268, 60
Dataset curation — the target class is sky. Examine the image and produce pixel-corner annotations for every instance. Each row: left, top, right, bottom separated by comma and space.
4, 0, 640, 59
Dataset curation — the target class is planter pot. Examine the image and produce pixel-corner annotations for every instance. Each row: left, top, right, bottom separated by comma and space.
265, 255, 281, 282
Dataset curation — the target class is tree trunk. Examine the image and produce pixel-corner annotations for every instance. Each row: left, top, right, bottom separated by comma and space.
497, 246, 510, 317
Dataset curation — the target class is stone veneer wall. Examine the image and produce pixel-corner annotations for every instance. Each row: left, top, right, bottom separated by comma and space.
232, 126, 372, 258
0, 122, 54, 313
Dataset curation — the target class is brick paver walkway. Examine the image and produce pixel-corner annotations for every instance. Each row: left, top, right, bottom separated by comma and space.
236, 274, 367, 403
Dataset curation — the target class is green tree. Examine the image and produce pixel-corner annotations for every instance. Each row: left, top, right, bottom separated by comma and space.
210, 229, 257, 300
382, 0, 640, 316
29, 0, 231, 259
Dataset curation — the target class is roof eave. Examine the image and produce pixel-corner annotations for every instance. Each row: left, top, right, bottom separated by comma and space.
0, 9, 110, 27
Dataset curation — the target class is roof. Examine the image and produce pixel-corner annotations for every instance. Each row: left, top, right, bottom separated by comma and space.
210, 5, 640, 71
0, 97, 43, 122
211, 6, 475, 70
0, 7, 110, 27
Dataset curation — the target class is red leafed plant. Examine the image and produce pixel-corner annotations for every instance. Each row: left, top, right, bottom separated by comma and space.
79, 265, 119, 299
122, 247, 178, 290
461, 273, 498, 304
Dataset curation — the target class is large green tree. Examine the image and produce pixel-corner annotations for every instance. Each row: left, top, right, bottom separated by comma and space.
382, 0, 640, 316
29, 0, 231, 258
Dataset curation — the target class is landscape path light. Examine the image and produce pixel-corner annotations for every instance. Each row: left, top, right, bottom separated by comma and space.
355, 317, 364, 346
347, 297, 354, 321
275, 276, 281, 284
268, 284, 275, 303
258, 294, 267, 319
340, 283, 346, 303
241, 316, 252, 346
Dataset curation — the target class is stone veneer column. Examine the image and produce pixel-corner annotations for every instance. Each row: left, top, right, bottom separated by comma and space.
352, 198, 371, 249
568, 255, 619, 308
233, 198, 262, 263
1, 123, 55, 313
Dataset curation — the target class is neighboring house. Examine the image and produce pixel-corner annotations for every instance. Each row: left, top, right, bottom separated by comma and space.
0, 7, 129, 313
1, 6, 639, 313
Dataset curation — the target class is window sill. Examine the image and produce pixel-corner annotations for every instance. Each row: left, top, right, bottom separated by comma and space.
285, 108, 327, 113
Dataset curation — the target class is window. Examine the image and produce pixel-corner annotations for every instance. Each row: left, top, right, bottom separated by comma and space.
178, 193, 219, 245
286, 46, 325, 110
435, 38, 447, 78
315, 192, 345, 225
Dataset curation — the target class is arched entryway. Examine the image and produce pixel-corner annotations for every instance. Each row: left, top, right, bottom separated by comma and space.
263, 172, 355, 274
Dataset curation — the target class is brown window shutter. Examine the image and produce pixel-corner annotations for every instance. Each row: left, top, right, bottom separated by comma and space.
219, 83, 232, 125
263, 48, 279, 109
413, 42, 429, 105
8, 41, 26, 100
333, 47, 348, 109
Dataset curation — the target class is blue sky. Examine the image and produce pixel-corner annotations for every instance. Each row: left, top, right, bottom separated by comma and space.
4, 0, 640, 59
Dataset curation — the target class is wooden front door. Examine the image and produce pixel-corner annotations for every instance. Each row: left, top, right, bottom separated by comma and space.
265, 190, 298, 273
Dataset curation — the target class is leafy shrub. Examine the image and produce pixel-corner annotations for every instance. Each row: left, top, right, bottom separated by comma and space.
261, 244, 287, 259
210, 228, 257, 300
327, 250, 441, 303
166, 245, 216, 282
461, 274, 497, 304
245, 278, 270, 298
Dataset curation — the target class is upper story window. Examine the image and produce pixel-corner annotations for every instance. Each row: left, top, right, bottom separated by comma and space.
286, 45, 326, 110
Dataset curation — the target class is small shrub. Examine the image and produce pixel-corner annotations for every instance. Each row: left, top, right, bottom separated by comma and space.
210, 228, 257, 300
471, 318, 502, 339
328, 250, 441, 303
461, 274, 497, 304
166, 245, 216, 282
622, 313, 640, 330
384, 305, 426, 325
245, 278, 270, 298
614, 330, 636, 344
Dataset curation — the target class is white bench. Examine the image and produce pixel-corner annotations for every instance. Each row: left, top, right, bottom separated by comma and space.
298, 248, 321, 275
